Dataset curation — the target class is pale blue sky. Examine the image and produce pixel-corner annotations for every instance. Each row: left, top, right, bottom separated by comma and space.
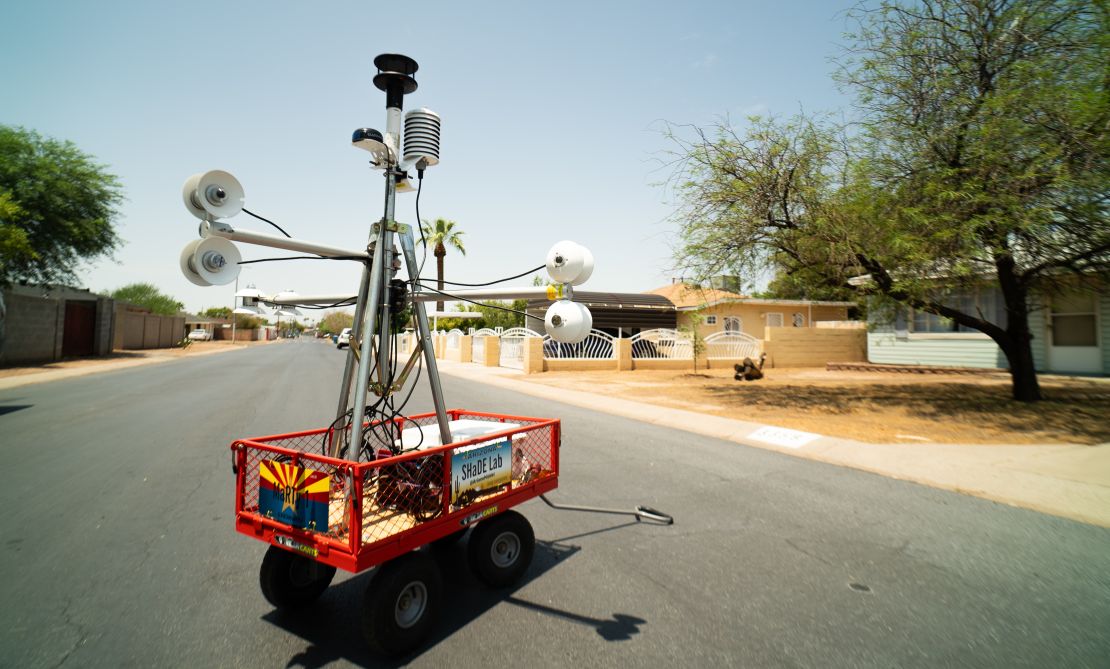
1, 0, 854, 316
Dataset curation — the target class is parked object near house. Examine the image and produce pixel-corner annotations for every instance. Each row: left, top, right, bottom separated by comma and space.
187, 328, 213, 341
734, 353, 766, 381
336, 328, 352, 349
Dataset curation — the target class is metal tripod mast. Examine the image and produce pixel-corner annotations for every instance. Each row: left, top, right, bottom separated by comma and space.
341, 54, 452, 460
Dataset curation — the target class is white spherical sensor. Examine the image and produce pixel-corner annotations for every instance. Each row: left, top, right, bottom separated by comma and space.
544, 300, 593, 343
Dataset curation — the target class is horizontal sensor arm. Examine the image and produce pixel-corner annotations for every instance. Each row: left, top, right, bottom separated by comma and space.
205, 221, 369, 259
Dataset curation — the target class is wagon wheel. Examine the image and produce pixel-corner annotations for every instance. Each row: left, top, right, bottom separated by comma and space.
259, 545, 336, 609
430, 527, 468, 553
467, 510, 535, 587
362, 551, 442, 657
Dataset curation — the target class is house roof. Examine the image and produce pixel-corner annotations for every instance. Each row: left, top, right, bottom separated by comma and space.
646, 283, 748, 309
647, 282, 856, 310
525, 291, 677, 330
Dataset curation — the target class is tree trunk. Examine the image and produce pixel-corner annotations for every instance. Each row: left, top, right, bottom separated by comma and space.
995, 304, 1043, 402
994, 260, 1042, 402
1004, 335, 1042, 402
435, 245, 445, 313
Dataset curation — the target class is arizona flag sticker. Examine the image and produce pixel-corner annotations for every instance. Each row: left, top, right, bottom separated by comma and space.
259, 460, 330, 532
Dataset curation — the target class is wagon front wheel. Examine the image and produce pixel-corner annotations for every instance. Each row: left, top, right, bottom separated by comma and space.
362, 551, 442, 657
467, 510, 535, 587
259, 545, 336, 609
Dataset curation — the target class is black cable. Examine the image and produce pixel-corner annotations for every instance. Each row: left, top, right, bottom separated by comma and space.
280, 298, 357, 310
242, 208, 292, 238
238, 255, 368, 265
414, 283, 544, 322
418, 265, 545, 287
415, 172, 429, 278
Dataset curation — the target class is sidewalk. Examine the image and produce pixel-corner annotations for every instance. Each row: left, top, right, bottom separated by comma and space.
0, 339, 279, 391
434, 360, 1110, 528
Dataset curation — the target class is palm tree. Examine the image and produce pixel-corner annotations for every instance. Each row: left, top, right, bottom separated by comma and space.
420, 218, 466, 312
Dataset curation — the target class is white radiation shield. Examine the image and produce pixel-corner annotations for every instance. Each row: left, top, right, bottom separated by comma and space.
179, 239, 210, 286
182, 170, 244, 220
183, 236, 241, 286
181, 174, 206, 220
546, 241, 594, 286
544, 300, 592, 343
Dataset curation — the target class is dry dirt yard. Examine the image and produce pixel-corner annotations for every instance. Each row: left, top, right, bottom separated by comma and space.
521, 367, 1110, 445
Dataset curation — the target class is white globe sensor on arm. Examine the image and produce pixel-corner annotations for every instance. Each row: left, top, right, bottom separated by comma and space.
545, 240, 594, 286
541, 241, 595, 343
544, 299, 593, 343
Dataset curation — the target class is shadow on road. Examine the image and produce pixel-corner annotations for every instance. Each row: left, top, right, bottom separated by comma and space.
262, 532, 646, 667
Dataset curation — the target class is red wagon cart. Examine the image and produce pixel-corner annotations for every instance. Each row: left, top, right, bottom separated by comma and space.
231, 410, 559, 653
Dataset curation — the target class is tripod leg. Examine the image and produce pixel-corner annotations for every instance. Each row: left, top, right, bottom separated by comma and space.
398, 227, 452, 445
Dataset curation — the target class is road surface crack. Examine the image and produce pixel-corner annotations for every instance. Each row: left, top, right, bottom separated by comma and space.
52, 599, 89, 669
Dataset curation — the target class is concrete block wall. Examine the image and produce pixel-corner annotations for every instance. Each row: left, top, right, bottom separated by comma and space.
763, 326, 867, 367
0, 292, 64, 364
481, 337, 500, 366
94, 297, 114, 355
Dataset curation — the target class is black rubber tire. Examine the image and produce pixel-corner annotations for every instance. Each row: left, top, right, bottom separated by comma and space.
430, 528, 468, 553
259, 545, 337, 609
467, 510, 535, 588
362, 551, 442, 657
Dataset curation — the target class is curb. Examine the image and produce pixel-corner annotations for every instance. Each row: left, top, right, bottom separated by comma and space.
0, 341, 276, 391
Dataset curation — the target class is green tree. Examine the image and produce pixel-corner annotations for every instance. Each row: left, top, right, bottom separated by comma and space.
202, 306, 259, 330
669, 0, 1108, 401
0, 126, 123, 286
110, 282, 183, 316
319, 310, 354, 335
202, 306, 232, 319
420, 217, 466, 312
681, 310, 707, 373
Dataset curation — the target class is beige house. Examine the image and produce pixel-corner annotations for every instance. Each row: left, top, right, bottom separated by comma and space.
646, 283, 855, 339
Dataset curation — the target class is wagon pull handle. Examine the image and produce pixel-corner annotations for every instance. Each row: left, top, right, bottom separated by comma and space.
538, 494, 674, 525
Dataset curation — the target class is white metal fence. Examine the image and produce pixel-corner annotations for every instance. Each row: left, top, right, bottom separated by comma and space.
499, 327, 542, 369
398, 330, 415, 353
542, 329, 616, 360
445, 328, 463, 350
704, 331, 761, 359
471, 328, 496, 360
629, 328, 693, 359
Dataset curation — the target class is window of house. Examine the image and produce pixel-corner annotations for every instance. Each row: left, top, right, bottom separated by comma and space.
909, 289, 1008, 333
705, 315, 717, 326
766, 312, 784, 328
724, 316, 741, 333
1051, 292, 1097, 346
792, 312, 805, 327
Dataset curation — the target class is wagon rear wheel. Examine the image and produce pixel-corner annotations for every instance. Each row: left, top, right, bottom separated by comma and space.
467, 510, 535, 587
259, 545, 336, 609
362, 551, 442, 657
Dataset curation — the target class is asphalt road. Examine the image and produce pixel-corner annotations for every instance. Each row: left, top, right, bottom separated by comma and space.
1, 339, 1108, 668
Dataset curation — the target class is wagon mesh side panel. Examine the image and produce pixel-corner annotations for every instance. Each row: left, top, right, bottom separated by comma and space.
358, 451, 446, 545
236, 430, 351, 540
234, 413, 557, 555
352, 414, 556, 549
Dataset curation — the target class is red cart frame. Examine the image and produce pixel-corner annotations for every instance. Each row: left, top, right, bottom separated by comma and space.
230, 409, 560, 573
